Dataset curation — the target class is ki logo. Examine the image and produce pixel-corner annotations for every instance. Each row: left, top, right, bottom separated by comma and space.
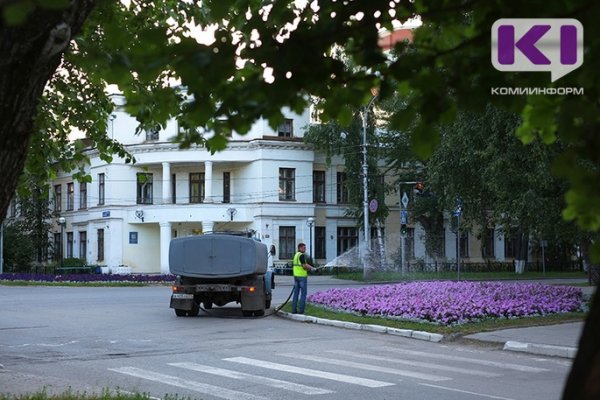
491, 19, 583, 82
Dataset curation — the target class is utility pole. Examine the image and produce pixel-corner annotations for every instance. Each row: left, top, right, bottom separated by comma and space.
398, 182, 416, 274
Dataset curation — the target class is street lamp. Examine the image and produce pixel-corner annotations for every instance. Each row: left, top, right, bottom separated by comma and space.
361, 92, 378, 279
306, 217, 315, 257
58, 216, 66, 270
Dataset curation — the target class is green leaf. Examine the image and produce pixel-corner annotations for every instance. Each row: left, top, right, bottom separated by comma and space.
2, 0, 35, 25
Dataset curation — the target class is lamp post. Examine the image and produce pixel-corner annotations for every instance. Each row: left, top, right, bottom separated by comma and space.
454, 197, 463, 281
361, 93, 378, 279
306, 217, 315, 257
58, 217, 66, 270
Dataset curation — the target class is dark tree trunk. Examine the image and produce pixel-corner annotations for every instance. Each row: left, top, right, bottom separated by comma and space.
0, 0, 97, 222
562, 287, 600, 399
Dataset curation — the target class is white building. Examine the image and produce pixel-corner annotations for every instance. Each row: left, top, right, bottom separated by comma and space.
47, 96, 520, 274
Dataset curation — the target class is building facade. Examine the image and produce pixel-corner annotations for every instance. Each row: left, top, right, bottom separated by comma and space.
46, 97, 521, 274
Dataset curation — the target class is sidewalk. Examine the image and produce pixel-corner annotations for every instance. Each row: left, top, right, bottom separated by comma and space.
275, 274, 595, 359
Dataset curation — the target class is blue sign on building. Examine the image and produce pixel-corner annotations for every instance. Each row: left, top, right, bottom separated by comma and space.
129, 232, 138, 244
102, 211, 110, 218
400, 210, 408, 225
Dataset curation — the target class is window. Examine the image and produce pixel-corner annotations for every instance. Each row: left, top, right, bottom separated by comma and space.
459, 231, 469, 258
97, 229, 104, 262
79, 182, 87, 209
171, 174, 177, 204
137, 173, 153, 204
337, 227, 358, 256
279, 226, 296, 259
482, 228, 495, 258
313, 171, 325, 203
504, 230, 520, 258
146, 126, 159, 141
429, 229, 445, 258
66, 232, 73, 258
315, 226, 326, 259
98, 173, 105, 205
54, 184, 62, 212
189, 172, 205, 203
279, 168, 295, 201
9, 198, 17, 218
79, 231, 87, 261
66, 183, 74, 211
277, 118, 293, 137
223, 172, 231, 203
370, 226, 385, 250
53, 233, 62, 261
336, 172, 349, 204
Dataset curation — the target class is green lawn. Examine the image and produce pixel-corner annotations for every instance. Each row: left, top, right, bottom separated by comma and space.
280, 303, 586, 337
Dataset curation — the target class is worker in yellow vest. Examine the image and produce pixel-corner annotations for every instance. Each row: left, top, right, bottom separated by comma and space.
291, 242, 314, 314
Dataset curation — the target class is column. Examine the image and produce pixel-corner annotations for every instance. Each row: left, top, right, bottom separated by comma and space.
202, 220, 214, 234
160, 222, 172, 274
204, 161, 213, 203
162, 162, 171, 204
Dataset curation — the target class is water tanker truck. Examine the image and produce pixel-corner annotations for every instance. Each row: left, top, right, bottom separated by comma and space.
169, 233, 274, 317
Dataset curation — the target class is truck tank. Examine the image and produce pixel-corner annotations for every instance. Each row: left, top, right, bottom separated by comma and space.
169, 234, 268, 278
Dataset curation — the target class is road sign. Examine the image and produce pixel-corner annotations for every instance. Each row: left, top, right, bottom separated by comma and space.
400, 210, 408, 224
401, 192, 409, 208
369, 199, 378, 213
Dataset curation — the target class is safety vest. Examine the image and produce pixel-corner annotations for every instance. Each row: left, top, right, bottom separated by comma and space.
292, 251, 308, 277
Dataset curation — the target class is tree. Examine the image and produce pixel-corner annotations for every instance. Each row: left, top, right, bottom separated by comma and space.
0, 1, 599, 398
305, 106, 391, 275
418, 105, 586, 271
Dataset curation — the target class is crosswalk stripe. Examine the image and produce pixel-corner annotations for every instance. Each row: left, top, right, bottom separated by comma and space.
327, 350, 501, 378
282, 353, 451, 382
169, 362, 333, 395
380, 347, 549, 373
109, 367, 267, 400
419, 383, 518, 400
224, 356, 395, 388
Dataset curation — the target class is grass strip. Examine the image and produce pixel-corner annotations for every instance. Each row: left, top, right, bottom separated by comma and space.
280, 303, 586, 337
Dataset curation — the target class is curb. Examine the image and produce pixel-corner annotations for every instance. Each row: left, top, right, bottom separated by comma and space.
277, 311, 444, 343
503, 341, 577, 359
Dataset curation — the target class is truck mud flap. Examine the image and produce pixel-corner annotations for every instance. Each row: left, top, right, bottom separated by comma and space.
170, 295, 195, 311
240, 279, 265, 312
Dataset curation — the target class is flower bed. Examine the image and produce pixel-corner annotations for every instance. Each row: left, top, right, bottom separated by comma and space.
307, 281, 584, 325
0, 272, 176, 283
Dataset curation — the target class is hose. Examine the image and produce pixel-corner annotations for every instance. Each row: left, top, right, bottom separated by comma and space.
197, 284, 295, 319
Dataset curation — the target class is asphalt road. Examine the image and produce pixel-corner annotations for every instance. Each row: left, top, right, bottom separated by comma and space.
0, 284, 572, 400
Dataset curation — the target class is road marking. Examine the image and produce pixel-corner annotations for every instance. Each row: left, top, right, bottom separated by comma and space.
223, 356, 394, 388
327, 350, 501, 378
169, 362, 333, 395
381, 347, 549, 373
419, 383, 517, 400
282, 353, 451, 382
109, 367, 267, 400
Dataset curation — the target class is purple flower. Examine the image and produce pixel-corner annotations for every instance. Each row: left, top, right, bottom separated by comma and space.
307, 281, 583, 325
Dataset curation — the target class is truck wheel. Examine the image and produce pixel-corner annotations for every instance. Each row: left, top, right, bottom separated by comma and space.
202, 301, 213, 309
175, 309, 187, 317
188, 304, 200, 317
254, 309, 265, 317
265, 300, 271, 309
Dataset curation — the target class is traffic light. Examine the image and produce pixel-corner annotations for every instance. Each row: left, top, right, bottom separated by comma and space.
401, 223, 408, 236
414, 182, 424, 195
